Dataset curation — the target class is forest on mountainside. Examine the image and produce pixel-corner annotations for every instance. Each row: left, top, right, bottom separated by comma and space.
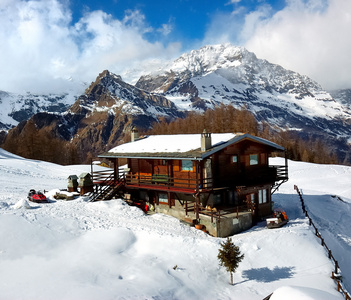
1, 118, 80, 165
0, 103, 343, 165
148, 104, 340, 165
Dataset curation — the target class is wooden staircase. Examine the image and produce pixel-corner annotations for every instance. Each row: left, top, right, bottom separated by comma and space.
90, 181, 124, 202
271, 165, 288, 194
90, 169, 125, 202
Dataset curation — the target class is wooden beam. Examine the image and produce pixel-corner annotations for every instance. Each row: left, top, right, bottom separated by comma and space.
114, 158, 118, 184
195, 161, 199, 193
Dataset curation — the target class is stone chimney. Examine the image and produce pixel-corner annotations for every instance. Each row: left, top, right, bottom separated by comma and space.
131, 127, 139, 142
201, 129, 212, 152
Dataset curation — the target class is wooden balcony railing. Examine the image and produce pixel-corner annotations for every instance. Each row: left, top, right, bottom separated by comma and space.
124, 173, 213, 191
91, 165, 288, 192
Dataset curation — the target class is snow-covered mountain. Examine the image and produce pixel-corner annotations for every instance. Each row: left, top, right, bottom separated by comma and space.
136, 44, 351, 137
69, 70, 182, 120
330, 89, 351, 113
1, 44, 351, 163
1, 70, 186, 163
0, 90, 79, 131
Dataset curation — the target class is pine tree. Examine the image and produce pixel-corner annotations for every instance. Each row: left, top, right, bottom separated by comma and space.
217, 237, 244, 285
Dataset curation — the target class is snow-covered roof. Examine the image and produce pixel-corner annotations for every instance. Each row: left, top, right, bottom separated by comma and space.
109, 133, 235, 153
99, 133, 284, 160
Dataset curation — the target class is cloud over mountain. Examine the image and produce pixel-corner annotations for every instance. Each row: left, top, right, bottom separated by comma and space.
1, 0, 351, 93
241, 0, 351, 90
0, 0, 180, 93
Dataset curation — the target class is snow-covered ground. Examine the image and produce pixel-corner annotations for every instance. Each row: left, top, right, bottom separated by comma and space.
0, 149, 350, 300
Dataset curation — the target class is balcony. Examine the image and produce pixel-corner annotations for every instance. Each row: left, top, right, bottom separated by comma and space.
91, 164, 288, 195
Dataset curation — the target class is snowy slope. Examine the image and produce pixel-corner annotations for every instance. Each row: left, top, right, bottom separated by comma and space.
0, 148, 349, 299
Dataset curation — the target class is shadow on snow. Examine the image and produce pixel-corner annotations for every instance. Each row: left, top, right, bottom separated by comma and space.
242, 266, 295, 283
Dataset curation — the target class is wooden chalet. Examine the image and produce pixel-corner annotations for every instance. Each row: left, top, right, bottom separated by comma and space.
93, 129, 288, 237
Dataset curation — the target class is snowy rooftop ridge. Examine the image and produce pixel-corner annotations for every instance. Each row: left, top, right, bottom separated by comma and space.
108, 133, 237, 154
106, 132, 285, 157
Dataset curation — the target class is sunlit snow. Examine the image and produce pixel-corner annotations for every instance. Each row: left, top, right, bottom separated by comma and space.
0, 148, 349, 299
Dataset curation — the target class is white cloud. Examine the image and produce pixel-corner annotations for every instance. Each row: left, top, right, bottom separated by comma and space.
157, 23, 173, 36
0, 0, 180, 93
204, 0, 351, 90
243, 0, 351, 90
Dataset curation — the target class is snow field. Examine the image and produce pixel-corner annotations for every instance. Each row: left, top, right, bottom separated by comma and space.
0, 149, 348, 299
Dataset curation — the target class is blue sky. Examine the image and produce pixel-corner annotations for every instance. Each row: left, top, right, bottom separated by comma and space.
69, 0, 286, 45
0, 0, 351, 93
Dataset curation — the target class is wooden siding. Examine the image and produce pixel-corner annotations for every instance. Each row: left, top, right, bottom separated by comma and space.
211, 139, 275, 187
115, 139, 285, 194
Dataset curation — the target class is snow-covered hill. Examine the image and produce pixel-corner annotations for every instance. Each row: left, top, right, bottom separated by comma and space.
0, 148, 349, 299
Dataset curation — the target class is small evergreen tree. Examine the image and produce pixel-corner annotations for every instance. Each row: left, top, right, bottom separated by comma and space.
217, 237, 244, 285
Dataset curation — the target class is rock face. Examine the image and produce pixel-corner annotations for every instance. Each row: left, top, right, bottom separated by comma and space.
70, 70, 181, 118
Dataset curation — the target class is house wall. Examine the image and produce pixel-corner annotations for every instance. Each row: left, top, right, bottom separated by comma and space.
155, 201, 187, 220
237, 184, 273, 219
150, 190, 253, 237
212, 140, 271, 187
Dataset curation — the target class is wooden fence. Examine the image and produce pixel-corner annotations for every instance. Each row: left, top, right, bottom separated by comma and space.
294, 185, 350, 300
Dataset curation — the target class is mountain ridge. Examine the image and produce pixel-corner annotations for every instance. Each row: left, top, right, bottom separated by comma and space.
1, 44, 350, 163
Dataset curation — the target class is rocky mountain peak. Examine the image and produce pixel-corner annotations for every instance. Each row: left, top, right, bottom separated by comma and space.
170, 44, 247, 76
73, 70, 181, 118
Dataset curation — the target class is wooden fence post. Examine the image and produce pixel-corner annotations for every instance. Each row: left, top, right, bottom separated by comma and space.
335, 261, 339, 274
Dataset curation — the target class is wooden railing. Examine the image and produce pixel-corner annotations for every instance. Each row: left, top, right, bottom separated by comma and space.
275, 165, 288, 180
124, 173, 213, 191
91, 165, 287, 192
92, 169, 115, 184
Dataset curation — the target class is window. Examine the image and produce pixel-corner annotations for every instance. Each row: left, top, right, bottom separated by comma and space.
182, 160, 193, 171
158, 192, 168, 204
250, 194, 255, 203
231, 155, 238, 163
250, 154, 258, 165
258, 189, 268, 204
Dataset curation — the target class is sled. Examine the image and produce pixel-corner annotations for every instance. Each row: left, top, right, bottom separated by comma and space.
27, 189, 49, 203
266, 210, 288, 229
